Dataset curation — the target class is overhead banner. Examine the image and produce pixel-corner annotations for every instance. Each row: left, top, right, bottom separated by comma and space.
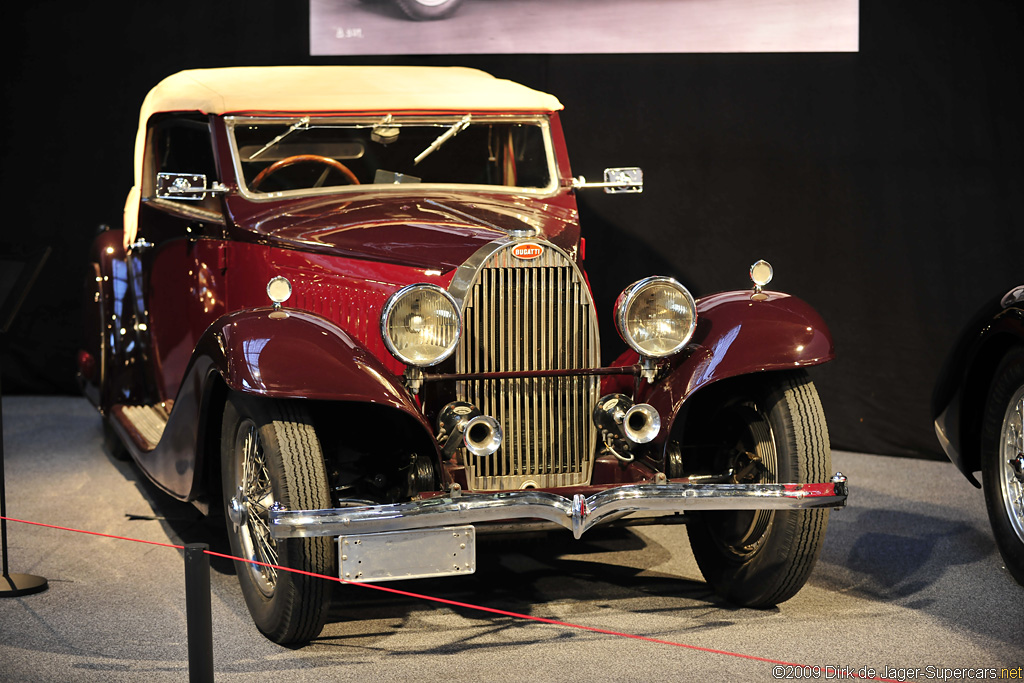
310, 0, 859, 56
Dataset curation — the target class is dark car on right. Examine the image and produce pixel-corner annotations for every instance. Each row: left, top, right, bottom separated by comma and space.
934, 284, 1024, 584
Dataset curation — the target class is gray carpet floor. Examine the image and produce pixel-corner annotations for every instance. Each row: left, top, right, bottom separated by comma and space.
1, 396, 1021, 682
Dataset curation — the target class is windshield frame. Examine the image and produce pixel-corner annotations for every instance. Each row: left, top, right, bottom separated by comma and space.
224, 113, 560, 201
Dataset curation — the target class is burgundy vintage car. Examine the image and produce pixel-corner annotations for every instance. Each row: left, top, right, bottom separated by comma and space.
78, 66, 848, 643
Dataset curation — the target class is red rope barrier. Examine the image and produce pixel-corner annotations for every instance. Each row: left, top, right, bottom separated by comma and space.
2, 514, 899, 682
1, 514, 184, 550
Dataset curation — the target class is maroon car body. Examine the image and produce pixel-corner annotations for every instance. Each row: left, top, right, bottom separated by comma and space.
79, 66, 846, 643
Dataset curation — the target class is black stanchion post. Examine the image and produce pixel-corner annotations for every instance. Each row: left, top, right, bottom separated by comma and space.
184, 543, 214, 683
0, 371, 47, 596
0, 247, 50, 598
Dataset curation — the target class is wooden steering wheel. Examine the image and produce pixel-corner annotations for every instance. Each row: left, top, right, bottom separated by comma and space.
250, 154, 360, 190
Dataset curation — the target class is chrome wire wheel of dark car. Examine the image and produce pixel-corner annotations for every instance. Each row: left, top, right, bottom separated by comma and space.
221, 394, 334, 643
981, 349, 1024, 585
686, 370, 831, 607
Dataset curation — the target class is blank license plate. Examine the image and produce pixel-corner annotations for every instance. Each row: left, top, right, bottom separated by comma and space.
338, 525, 476, 582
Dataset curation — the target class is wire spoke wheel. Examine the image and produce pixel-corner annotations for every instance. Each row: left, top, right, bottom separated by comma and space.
981, 349, 1024, 585
231, 419, 279, 595
686, 370, 831, 607
222, 393, 334, 643
998, 387, 1024, 541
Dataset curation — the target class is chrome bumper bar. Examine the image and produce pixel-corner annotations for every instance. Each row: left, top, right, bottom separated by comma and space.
269, 474, 849, 541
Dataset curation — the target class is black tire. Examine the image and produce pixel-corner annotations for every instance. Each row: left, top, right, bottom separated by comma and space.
980, 349, 1024, 585
395, 0, 465, 20
221, 393, 334, 643
686, 371, 831, 607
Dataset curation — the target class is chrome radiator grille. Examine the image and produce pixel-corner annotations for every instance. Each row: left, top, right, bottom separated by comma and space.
455, 243, 600, 490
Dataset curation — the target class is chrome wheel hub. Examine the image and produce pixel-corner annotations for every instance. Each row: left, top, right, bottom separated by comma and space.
233, 419, 279, 597
710, 403, 778, 556
1010, 454, 1024, 485
999, 387, 1024, 542
228, 488, 248, 528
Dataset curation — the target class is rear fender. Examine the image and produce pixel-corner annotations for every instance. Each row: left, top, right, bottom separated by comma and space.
632, 290, 835, 441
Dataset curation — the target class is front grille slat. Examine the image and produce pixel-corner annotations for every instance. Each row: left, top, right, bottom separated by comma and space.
457, 243, 599, 490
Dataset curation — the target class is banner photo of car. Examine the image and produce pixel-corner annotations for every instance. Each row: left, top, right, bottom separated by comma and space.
310, 0, 859, 56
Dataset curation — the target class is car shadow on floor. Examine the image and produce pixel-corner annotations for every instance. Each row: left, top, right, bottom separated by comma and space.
103, 446, 237, 576
812, 503, 1021, 650
314, 525, 758, 648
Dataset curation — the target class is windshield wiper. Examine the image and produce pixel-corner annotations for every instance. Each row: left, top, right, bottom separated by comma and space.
248, 116, 310, 161
414, 115, 471, 166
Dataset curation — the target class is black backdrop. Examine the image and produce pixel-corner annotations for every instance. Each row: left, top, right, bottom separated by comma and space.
2, 0, 1022, 458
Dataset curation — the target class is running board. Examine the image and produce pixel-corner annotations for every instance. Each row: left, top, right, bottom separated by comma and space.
111, 402, 172, 451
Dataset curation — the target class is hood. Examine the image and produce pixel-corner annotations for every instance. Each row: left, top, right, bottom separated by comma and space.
228, 192, 580, 272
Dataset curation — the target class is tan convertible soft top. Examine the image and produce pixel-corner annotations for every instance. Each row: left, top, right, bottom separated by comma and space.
124, 66, 563, 247
139, 66, 563, 117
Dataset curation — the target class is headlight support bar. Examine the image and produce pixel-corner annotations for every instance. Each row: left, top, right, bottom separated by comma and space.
420, 364, 643, 384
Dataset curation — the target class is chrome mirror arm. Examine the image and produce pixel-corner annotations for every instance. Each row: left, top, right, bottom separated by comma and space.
572, 167, 644, 194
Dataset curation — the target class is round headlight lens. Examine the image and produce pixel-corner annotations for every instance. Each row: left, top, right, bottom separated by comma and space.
381, 284, 461, 367
615, 277, 697, 358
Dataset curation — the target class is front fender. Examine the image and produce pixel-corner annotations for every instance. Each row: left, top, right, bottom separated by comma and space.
139, 307, 433, 502
932, 290, 1024, 485
635, 290, 835, 438
201, 307, 419, 411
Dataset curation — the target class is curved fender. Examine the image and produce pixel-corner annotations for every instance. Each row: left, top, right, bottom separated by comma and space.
202, 307, 419, 409
137, 307, 432, 502
932, 290, 1024, 485
635, 290, 835, 441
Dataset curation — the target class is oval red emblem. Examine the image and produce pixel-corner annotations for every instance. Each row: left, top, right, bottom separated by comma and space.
511, 243, 544, 260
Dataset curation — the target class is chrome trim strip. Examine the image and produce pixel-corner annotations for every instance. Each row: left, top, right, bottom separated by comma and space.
446, 238, 513, 311
143, 197, 225, 224
269, 478, 849, 541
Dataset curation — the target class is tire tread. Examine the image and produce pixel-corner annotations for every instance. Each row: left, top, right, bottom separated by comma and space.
222, 394, 333, 643
687, 370, 831, 607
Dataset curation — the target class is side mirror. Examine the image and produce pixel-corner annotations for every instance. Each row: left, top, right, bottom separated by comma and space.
156, 172, 227, 201
572, 167, 643, 194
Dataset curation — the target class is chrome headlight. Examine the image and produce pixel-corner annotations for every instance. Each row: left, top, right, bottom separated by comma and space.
615, 277, 697, 358
381, 284, 461, 367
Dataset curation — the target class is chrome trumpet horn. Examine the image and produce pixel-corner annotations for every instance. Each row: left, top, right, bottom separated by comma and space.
437, 401, 503, 458
592, 393, 662, 445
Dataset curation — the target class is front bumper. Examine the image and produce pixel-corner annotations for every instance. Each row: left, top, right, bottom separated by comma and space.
269, 475, 849, 541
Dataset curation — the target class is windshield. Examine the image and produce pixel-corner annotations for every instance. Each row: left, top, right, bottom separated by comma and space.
227, 115, 556, 197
